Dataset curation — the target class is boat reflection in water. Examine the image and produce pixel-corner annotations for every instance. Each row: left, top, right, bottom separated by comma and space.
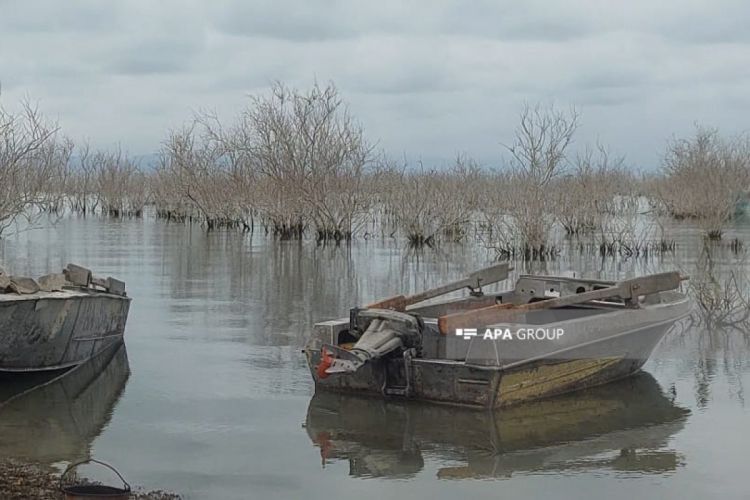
0, 341, 130, 464
305, 373, 689, 479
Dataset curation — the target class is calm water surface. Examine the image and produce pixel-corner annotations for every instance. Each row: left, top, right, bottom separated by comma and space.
0, 215, 748, 499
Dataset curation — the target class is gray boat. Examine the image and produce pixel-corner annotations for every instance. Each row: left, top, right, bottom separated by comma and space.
0, 264, 130, 372
304, 264, 692, 407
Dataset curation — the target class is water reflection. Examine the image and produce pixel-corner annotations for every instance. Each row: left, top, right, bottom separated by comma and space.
1, 215, 749, 498
306, 373, 688, 479
0, 342, 130, 464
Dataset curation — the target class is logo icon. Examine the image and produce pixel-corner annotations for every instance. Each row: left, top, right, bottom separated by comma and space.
455, 328, 477, 340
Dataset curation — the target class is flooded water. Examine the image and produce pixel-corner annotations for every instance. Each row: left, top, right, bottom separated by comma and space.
0, 215, 748, 499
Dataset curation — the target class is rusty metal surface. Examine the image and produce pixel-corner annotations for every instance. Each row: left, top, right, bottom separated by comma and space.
366, 262, 512, 312
497, 358, 624, 406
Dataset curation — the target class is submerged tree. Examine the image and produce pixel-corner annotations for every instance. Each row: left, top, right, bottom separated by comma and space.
658, 126, 750, 240
66, 140, 98, 215
95, 147, 149, 217
555, 143, 629, 236
241, 82, 374, 241
381, 155, 481, 247
480, 103, 579, 258
159, 122, 233, 229
155, 82, 374, 240
0, 99, 70, 236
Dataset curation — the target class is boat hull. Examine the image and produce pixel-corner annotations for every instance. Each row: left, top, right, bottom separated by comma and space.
0, 291, 130, 372
305, 305, 690, 408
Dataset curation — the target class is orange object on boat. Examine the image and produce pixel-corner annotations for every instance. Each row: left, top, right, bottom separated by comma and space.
316, 347, 334, 379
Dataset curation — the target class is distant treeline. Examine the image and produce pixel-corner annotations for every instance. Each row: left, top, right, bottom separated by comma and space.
2, 82, 750, 256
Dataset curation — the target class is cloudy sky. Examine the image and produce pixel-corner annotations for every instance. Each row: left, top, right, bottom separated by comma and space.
1, 0, 749, 168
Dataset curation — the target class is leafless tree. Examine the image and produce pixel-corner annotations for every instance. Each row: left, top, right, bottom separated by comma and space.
504, 103, 579, 186
688, 245, 750, 331
239, 82, 374, 241
657, 126, 750, 239
67, 140, 100, 215
0, 99, 69, 235
95, 147, 148, 217
555, 143, 628, 235
160, 123, 234, 229
479, 103, 579, 257
379, 156, 480, 246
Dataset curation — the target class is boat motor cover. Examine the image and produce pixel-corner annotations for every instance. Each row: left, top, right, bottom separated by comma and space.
325, 309, 423, 375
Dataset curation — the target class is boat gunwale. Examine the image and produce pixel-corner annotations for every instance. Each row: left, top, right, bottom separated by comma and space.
310, 293, 692, 372
0, 287, 131, 303
480, 291, 692, 329
316, 290, 691, 331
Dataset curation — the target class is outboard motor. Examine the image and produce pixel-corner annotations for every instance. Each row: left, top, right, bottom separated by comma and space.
323, 309, 422, 375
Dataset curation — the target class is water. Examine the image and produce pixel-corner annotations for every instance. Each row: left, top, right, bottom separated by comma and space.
0, 215, 748, 499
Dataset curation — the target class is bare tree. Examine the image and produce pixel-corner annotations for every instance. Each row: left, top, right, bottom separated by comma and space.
689, 245, 750, 331
95, 147, 148, 217
658, 126, 750, 239
0, 99, 69, 235
198, 112, 259, 231
482, 103, 579, 256
240, 82, 373, 241
160, 123, 234, 229
504, 103, 579, 186
67, 140, 99, 215
555, 143, 628, 235
381, 155, 481, 246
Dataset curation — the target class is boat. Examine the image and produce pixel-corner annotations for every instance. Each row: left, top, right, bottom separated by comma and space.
304, 263, 692, 407
305, 372, 689, 478
0, 340, 130, 464
0, 264, 130, 372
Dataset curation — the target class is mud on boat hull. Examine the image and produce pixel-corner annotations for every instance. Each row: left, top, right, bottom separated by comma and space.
0, 292, 130, 372
306, 320, 681, 408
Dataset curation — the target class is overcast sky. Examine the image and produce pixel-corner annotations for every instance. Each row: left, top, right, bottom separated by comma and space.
1, 0, 749, 168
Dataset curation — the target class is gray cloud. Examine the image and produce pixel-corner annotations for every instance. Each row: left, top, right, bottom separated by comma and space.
207, 0, 600, 42
0, 0, 117, 34
1, 0, 750, 168
104, 37, 204, 76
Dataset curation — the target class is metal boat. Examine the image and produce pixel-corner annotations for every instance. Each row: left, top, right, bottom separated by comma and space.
304, 264, 692, 407
0, 264, 130, 372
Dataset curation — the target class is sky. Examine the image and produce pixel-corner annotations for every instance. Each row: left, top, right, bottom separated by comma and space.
1, 0, 750, 169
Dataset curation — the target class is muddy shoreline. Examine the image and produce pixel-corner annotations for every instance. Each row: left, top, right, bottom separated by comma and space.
0, 460, 181, 500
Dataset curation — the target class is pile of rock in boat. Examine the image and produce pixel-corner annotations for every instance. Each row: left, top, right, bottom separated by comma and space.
0, 263, 125, 296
